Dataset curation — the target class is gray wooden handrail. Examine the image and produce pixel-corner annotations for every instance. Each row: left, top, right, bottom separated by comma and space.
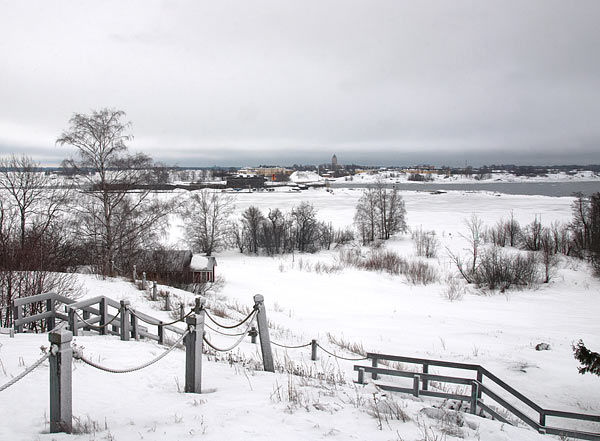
68, 296, 105, 310
357, 353, 600, 440
13, 292, 75, 307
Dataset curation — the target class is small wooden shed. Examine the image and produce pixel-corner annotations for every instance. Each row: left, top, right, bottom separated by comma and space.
190, 255, 217, 283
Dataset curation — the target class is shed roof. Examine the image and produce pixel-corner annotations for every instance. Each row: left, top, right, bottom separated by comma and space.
190, 255, 217, 271
137, 249, 193, 273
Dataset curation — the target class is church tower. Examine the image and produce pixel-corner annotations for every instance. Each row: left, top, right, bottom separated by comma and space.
331, 154, 338, 170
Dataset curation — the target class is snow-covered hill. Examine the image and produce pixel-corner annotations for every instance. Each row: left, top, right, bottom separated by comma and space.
2, 190, 599, 440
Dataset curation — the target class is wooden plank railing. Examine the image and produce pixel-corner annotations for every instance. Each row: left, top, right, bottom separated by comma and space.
355, 353, 600, 441
11, 293, 185, 344
12, 292, 75, 332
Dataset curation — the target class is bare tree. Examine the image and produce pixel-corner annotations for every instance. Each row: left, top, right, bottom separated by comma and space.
291, 201, 319, 252
0, 155, 70, 249
354, 181, 407, 244
57, 108, 174, 275
412, 227, 439, 258
462, 214, 484, 273
354, 187, 378, 244
520, 216, 544, 251
240, 206, 265, 254
183, 190, 235, 256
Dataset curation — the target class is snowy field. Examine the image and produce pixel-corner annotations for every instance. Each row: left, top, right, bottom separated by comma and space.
1, 188, 600, 441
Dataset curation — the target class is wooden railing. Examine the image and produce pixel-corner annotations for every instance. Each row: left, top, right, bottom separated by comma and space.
12, 294, 188, 343
13, 292, 74, 332
355, 353, 600, 441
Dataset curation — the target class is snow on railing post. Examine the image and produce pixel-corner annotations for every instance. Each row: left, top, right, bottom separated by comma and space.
46, 297, 56, 331
311, 339, 318, 361
142, 272, 147, 290
49, 328, 73, 433
132, 264, 137, 282
99, 297, 107, 336
185, 312, 205, 393
120, 300, 130, 341
253, 294, 274, 372
194, 297, 206, 314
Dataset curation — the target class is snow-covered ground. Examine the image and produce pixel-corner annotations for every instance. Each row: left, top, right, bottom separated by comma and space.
2, 189, 600, 441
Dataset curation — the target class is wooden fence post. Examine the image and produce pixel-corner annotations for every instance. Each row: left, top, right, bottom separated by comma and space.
82, 310, 91, 332
49, 328, 73, 433
158, 322, 164, 345
142, 272, 147, 290
46, 297, 56, 331
185, 312, 205, 393
152, 280, 157, 301
357, 367, 365, 384
194, 297, 206, 314
131, 311, 139, 341
311, 339, 318, 361
68, 307, 78, 337
99, 298, 107, 336
179, 303, 185, 320
249, 326, 258, 344
422, 363, 429, 391
413, 375, 420, 398
165, 292, 171, 311
120, 300, 130, 341
133, 264, 137, 282
371, 357, 378, 380
476, 369, 483, 399
13, 303, 23, 333
470, 381, 479, 415
253, 294, 274, 372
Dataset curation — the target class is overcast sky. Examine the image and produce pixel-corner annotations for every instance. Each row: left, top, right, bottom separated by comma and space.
1, 0, 599, 167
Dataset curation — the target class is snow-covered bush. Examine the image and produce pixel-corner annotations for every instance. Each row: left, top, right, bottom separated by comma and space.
412, 227, 439, 258
405, 260, 438, 285
468, 247, 539, 291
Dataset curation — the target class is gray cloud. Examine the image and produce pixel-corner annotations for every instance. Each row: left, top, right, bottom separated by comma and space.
1, 0, 599, 166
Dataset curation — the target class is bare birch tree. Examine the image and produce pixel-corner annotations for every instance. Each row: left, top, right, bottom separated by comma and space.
183, 190, 235, 256
57, 108, 174, 275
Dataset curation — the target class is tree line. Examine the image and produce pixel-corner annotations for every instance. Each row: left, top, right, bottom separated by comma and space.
0, 109, 176, 327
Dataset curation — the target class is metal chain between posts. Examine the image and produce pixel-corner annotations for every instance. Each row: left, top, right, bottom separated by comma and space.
129, 308, 194, 327
204, 322, 247, 337
75, 309, 121, 330
203, 313, 257, 352
271, 341, 312, 349
316, 343, 368, 361
204, 305, 258, 329
270, 339, 368, 361
73, 329, 189, 374
0, 352, 50, 392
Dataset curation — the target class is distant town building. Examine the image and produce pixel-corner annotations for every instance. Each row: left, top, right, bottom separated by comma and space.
226, 175, 265, 189
332, 154, 338, 170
